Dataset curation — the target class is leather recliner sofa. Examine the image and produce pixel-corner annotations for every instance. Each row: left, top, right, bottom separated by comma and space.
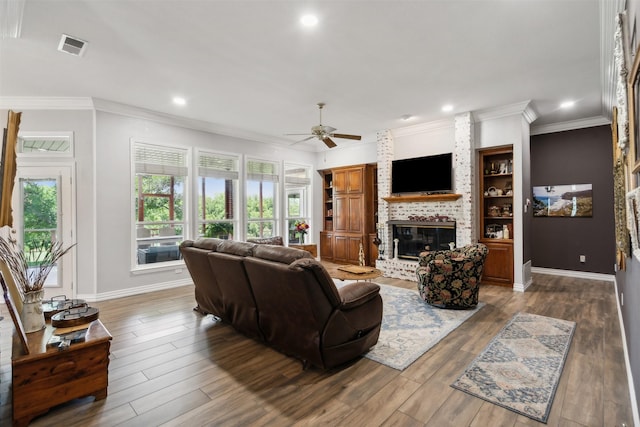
180, 238, 383, 369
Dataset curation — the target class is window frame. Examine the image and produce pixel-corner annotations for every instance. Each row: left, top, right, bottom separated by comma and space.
245, 157, 279, 240
194, 149, 240, 240
284, 162, 313, 245
131, 140, 189, 270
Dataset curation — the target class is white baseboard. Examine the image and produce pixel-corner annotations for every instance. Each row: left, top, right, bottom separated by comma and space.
613, 277, 640, 427
77, 279, 193, 302
512, 277, 533, 293
531, 267, 615, 282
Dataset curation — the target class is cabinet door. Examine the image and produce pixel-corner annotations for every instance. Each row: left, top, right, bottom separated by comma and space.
335, 195, 364, 233
333, 234, 349, 263
346, 167, 364, 193
334, 195, 348, 232
333, 170, 348, 193
333, 167, 364, 194
320, 231, 333, 260
347, 195, 364, 232
346, 235, 364, 264
481, 241, 514, 286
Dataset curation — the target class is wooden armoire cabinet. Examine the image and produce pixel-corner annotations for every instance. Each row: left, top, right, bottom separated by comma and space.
320, 164, 377, 265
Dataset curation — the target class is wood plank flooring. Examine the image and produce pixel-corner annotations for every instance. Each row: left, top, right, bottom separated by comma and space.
0, 268, 634, 426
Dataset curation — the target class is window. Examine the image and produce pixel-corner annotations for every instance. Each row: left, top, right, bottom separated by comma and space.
133, 143, 187, 266
284, 163, 311, 244
17, 132, 74, 157
246, 159, 278, 239
197, 151, 238, 239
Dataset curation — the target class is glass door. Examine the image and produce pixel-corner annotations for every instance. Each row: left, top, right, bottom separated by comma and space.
12, 165, 74, 298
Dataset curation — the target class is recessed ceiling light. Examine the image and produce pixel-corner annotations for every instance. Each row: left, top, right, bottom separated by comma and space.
300, 14, 318, 27
401, 114, 413, 121
441, 104, 454, 112
172, 97, 186, 106
560, 100, 575, 109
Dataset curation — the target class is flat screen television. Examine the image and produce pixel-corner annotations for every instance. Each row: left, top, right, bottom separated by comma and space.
391, 152, 453, 194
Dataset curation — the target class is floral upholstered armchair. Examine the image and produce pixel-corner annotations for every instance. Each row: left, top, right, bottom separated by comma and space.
415, 243, 488, 309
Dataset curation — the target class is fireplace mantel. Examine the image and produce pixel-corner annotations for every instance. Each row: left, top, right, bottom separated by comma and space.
382, 194, 462, 203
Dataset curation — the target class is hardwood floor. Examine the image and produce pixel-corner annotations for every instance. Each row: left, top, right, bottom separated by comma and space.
0, 269, 634, 426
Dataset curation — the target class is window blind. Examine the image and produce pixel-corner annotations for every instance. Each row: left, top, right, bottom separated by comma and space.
246, 159, 279, 182
135, 143, 188, 176
198, 152, 239, 180
284, 165, 311, 186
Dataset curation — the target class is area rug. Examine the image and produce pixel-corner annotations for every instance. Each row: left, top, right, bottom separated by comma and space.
352, 283, 485, 370
451, 312, 576, 423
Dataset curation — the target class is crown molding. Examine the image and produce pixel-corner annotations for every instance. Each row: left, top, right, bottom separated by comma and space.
91, 98, 294, 148
530, 116, 611, 135
0, 96, 94, 110
600, 0, 627, 122
471, 100, 536, 123
391, 117, 453, 137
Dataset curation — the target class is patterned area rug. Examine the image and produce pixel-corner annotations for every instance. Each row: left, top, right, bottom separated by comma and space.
355, 283, 485, 370
451, 312, 576, 423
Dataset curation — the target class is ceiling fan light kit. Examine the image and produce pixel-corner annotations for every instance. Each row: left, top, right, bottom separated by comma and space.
286, 103, 362, 148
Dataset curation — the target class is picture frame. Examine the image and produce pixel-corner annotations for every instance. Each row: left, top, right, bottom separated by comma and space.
627, 42, 640, 187
532, 184, 593, 217
627, 188, 640, 260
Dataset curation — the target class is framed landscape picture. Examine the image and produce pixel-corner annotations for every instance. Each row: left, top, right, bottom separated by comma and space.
532, 184, 593, 217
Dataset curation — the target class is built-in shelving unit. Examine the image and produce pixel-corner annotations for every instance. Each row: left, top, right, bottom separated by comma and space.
479, 146, 514, 287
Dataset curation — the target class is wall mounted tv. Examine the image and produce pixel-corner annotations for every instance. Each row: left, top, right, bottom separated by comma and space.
391, 152, 453, 194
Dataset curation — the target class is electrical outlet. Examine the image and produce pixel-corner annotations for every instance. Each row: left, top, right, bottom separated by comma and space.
175, 268, 183, 274
579, 255, 586, 263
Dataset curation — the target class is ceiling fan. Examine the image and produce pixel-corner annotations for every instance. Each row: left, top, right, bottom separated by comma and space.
286, 103, 362, 148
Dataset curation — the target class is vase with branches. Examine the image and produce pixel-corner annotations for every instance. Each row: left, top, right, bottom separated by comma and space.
0, 235, 75, 332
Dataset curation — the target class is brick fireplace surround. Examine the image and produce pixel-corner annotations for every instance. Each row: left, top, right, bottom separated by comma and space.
375, 114, 477, 281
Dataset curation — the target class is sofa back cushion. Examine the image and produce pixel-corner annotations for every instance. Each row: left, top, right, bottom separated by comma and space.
216, 240, 256, 256
246, 236, 284, 246
253, 244, 312, 265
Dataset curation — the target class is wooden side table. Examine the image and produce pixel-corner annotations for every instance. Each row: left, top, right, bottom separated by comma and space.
11, 320, 112, 426
289, 243, 318, 258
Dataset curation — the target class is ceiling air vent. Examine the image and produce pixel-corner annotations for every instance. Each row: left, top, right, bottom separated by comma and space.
58, 34, 88, 56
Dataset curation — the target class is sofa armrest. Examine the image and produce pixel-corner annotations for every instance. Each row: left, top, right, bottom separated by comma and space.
338, 282, 380, 310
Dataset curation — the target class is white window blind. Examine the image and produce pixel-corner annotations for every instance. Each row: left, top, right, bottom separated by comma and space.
198, 152, 239, 180
135, 143, 188, 176
247, 159, 279, 182
285, 166, 311, 186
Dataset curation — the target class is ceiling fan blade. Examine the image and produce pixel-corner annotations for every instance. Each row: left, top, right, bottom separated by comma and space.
323, 137, 337, 148
289, 136, 316, 145
331, 133, 362, 140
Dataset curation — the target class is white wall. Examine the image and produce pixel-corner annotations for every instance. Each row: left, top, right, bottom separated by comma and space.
94, 110, 317, 297
9, 109, 96, 296
392, 119, 455, 159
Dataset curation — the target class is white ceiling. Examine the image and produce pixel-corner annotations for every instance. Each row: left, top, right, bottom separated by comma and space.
0, 0, 615, 150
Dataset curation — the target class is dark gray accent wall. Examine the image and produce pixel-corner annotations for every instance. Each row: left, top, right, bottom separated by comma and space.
530, 125, 614, 274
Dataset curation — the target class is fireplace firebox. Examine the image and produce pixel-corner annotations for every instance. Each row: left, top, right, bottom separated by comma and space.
390, 220, 456, 260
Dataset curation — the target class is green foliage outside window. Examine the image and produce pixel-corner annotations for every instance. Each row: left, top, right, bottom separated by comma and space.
23, 181, 58, 259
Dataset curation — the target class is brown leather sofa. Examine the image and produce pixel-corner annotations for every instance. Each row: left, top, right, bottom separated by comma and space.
180, 238, 383, 369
